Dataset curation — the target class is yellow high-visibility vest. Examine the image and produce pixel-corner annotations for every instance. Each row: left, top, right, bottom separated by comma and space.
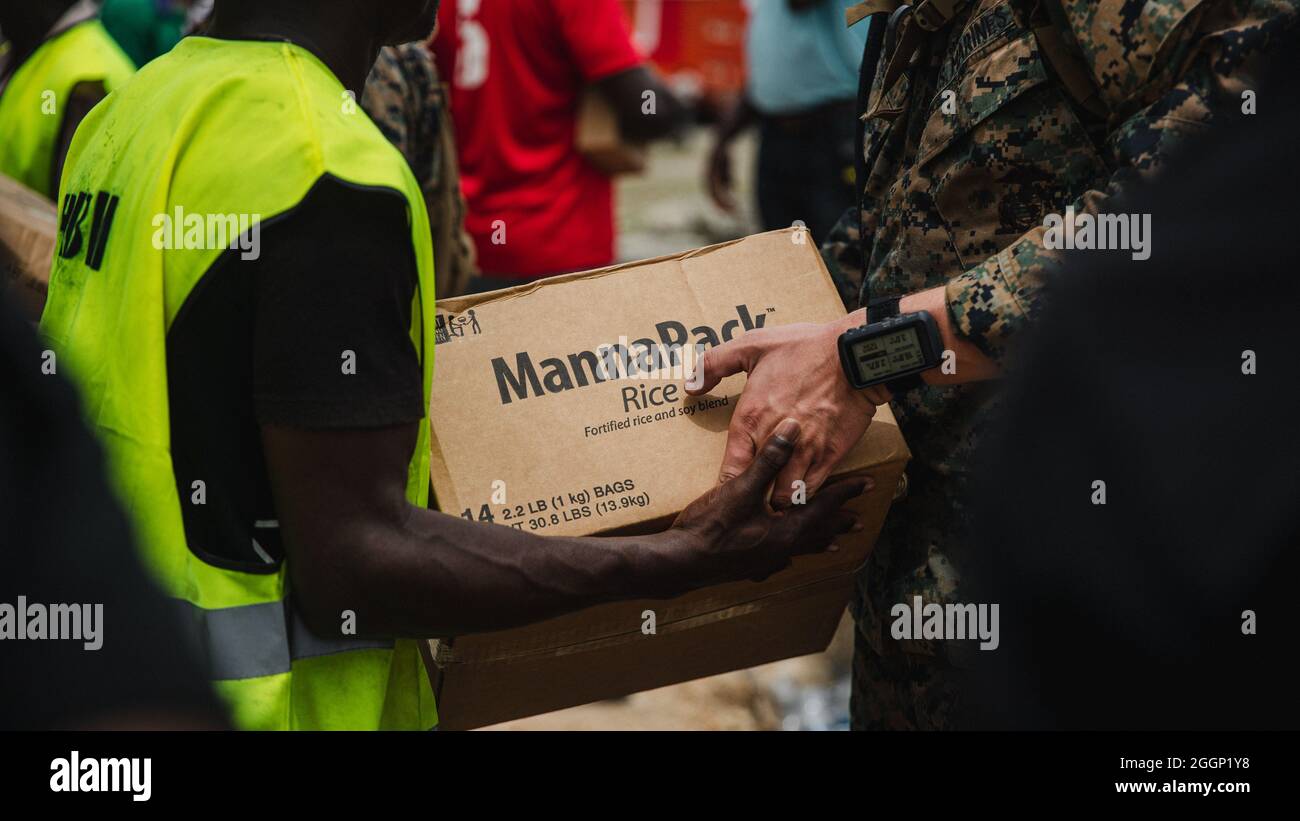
40, 35, 439, 730
0, 20, 135, 197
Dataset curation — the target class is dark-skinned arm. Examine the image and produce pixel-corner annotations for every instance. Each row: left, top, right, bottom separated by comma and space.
263, 418, 869, 640
592, 64, 688, 142
705, 95, 758, 212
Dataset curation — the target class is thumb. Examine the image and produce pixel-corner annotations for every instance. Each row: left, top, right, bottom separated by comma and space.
686, 340, 749, 395
728, 418, 801, 500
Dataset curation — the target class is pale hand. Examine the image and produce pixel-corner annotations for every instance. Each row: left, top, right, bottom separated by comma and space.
687, 311, 887, 508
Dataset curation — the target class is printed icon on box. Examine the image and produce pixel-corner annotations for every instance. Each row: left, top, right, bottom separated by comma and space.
435, 309, 482, 345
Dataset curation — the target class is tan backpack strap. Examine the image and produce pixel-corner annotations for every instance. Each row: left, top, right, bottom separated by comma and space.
849, 0, 970, 30
912, 0, 970, 31
846, 0, 903, 27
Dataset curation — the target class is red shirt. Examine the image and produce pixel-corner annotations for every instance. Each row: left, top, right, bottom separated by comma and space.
432, 0, 642, 279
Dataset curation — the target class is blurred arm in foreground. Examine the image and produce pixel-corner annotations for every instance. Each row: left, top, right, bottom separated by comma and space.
0, 290, 226, 730
961, 32, 1300, 729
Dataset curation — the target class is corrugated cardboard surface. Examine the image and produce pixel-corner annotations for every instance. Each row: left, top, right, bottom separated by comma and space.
426, 576, 854, 730
0, 173, 55, 320
426, 229, 910, 728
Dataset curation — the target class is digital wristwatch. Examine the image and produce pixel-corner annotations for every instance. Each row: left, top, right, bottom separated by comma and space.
837, 297, 943, 394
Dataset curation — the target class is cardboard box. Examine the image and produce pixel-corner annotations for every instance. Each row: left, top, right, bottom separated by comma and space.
575, 89, 647, 176
425, 228, 910, 729
0, 173, 56, 321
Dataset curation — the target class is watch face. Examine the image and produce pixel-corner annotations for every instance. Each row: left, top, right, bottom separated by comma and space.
851, 326, 925, 383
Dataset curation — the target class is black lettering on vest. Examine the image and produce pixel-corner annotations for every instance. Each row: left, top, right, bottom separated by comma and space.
57, 189, 120, 270
58, 192, 91, 259
86, 191, 120, 271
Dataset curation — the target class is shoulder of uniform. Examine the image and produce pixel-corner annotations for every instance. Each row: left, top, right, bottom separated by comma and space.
1060, 0, 1201, 77
1056, 0, 1205, 53
1055, 0, 1295, 110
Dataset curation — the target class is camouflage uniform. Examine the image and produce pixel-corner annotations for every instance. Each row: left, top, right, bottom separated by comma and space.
820, 0, 1297, 729
362, 42, 478, 299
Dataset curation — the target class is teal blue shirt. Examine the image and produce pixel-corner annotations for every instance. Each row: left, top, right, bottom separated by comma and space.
745, 0, 870, 115
100, 0, 186, 67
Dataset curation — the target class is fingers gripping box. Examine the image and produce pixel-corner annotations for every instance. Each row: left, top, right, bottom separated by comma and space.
424, 228, 911, 729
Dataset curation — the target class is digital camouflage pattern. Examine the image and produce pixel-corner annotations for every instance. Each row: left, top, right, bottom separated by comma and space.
362, 43, 477, 299
362, 43, 443, 198
827, 0, 1298, 729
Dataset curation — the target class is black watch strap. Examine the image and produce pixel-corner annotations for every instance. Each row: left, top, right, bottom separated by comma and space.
865, 296, 927, 395
867, 295, 903, 320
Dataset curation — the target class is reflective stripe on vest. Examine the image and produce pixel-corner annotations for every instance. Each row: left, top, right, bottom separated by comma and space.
0, 20, 134, 197
175, 599, 394, 681
41, 37, 438, 730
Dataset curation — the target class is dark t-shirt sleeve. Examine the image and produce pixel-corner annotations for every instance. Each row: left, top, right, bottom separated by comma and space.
252, 174, 425, 429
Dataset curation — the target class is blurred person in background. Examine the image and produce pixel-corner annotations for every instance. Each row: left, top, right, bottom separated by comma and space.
432, 0, 686, 291
706, 0, 867, 243
0, 0, 135, 198
362, 36, 478, 299
185, 0, 213, 32
99, 0, 190, 66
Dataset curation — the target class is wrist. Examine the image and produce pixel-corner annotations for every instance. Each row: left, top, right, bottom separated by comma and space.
836, 308, 868, 335
624, 530, 699, 600
900, 286, 999, 385
837, 297, 941, 393
897, 290, 942, 387
835, 312, 893, 404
